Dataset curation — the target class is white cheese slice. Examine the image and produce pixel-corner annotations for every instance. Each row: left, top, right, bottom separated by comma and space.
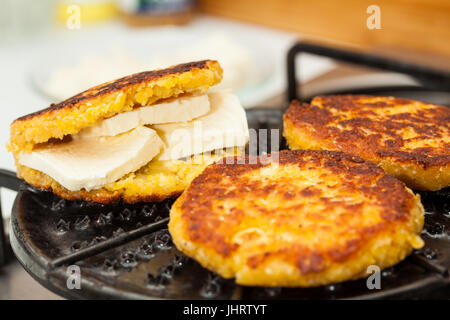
153, 91, 249, 160
18, 126, 164, 191
78, 94, 210, 138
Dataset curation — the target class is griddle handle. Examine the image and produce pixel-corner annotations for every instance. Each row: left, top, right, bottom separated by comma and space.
286, 42, 450, 103
0, 168, 20, 267
0, 169, 21, 192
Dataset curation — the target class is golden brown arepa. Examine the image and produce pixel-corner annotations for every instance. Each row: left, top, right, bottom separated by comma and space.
283, 95, 450, 191
169, 150, 424, 287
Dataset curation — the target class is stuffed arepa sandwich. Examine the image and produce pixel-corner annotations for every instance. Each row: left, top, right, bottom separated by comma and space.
8, 60, 249, 204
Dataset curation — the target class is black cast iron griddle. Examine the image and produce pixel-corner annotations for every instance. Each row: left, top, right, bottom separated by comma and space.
4, 109, 450, 299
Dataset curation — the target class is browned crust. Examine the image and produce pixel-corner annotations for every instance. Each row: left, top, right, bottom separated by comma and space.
17, 164, 182, 204
14, 60, 214, 122
176, 150, 419, 273
33, 184, 181, 205
38, 184, 181, 204
283, 95, 450, 168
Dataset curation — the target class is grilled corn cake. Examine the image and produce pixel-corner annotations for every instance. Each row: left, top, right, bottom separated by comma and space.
283, 95, 450, 191
169, 150, 424, 287
8, 60, 250, 204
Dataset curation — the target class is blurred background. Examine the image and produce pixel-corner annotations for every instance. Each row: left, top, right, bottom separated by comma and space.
0, 0, 449, 299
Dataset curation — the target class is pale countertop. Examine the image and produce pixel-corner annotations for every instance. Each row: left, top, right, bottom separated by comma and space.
0, 259, 62, 300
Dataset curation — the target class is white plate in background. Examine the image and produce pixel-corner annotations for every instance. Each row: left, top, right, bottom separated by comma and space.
30, 28, 276, 108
